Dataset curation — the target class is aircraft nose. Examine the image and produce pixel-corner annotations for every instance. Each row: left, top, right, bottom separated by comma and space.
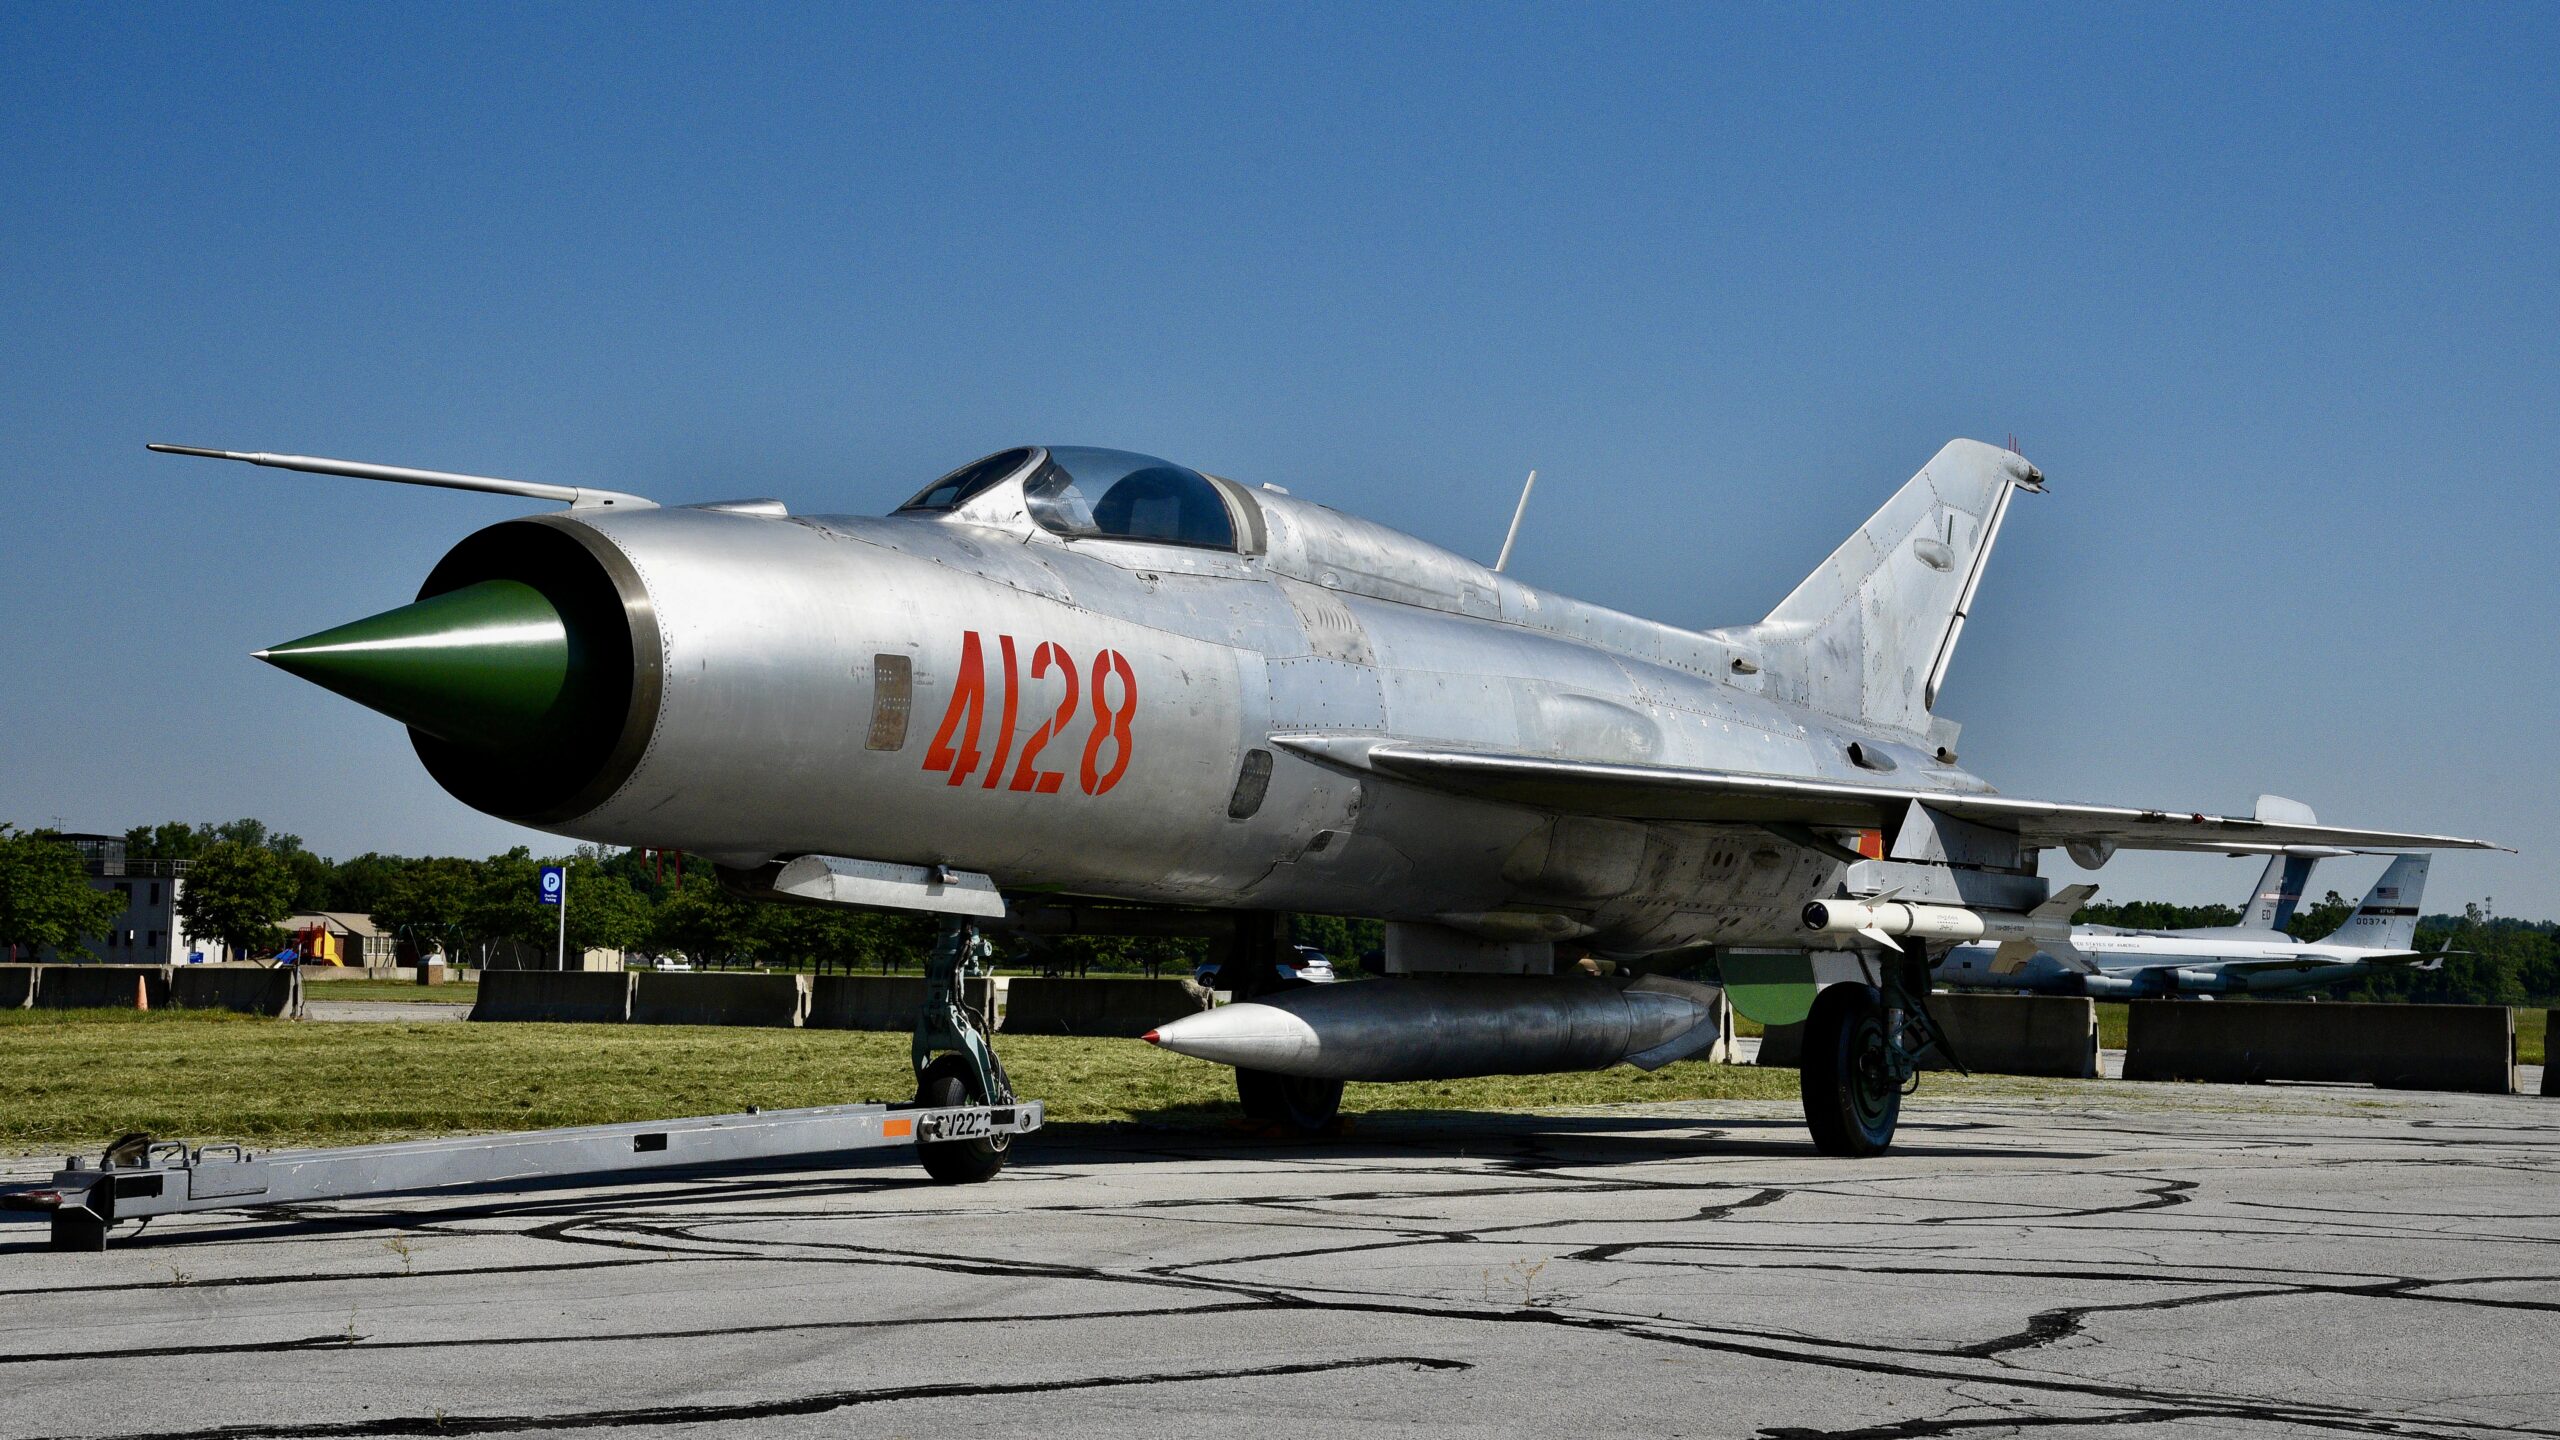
256, 579, 573, 749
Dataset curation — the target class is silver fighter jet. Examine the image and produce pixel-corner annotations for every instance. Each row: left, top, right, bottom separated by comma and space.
156, 438, 2501, 1154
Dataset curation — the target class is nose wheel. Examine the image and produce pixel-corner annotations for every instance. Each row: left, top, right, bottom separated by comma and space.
914, 922, 1015, 1183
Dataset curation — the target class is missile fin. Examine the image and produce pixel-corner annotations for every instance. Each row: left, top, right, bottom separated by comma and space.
2032, 882, 2100, 923
1988, 938, 2041, 975
2046, 937, 2103, 975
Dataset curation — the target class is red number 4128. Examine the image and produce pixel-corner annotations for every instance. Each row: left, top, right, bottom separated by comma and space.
922, 631, 1138, 796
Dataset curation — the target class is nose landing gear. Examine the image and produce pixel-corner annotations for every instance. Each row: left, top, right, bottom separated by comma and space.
915, 922, 1015, 1183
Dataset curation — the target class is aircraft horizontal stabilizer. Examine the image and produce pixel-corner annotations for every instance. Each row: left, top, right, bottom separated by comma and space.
1272, 737, 2505, 856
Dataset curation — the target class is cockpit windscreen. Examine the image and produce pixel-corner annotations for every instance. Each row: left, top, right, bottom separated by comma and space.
898, 448, 1038, 513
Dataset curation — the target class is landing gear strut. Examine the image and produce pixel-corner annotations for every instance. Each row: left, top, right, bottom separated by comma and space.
914, 922, 1013, 1183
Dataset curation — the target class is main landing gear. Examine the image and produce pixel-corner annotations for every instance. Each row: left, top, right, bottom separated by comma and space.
1799, 984, 1900, 1156
1796, 951, 1957, 1158
1218, 912, 1345, 1133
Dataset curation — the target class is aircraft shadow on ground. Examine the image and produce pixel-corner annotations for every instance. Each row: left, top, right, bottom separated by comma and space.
1083, 1108, 2087, 1165
0, 1110, 2101, 1254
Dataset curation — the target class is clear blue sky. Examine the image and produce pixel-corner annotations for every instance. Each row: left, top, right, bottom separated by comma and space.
3, 4, 2552, 916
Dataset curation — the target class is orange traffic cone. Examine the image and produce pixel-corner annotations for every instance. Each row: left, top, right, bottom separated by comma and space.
135, 974, 149, 1011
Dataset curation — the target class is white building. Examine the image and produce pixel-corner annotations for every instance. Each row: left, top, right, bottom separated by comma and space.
55, 833, 215, 964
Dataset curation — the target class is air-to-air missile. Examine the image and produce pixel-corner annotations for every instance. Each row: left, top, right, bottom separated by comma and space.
1144, 974, 1726, 1081
154, 438, 2499, 1156
1802, 884, 2093, 954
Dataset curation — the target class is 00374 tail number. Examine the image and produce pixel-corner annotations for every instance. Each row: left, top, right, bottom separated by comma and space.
922, 631, 1139, 796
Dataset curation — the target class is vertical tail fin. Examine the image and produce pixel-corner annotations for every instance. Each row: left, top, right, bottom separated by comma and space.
1731, 439, 2043, 738
2322, 855, 2430, 950
2241, 852, 2317, 931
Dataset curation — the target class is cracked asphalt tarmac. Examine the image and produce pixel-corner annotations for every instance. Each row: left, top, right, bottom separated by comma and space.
3, 1080, 2554, 1439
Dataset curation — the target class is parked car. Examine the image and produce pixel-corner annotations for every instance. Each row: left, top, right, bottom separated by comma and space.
1193, 946, 1338, 990
1289, 946, 1339, 983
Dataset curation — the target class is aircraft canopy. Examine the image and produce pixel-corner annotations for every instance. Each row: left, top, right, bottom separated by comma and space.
899, 446, 1239, 552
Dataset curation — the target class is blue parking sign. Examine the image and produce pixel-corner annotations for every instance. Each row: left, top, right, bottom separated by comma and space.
538, 865, 566, 906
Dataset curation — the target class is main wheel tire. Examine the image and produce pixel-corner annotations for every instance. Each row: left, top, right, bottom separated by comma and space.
1800, 984, 1900, 1157
1235, 1068, 1345, 1132
914, 1055, 1010, 1185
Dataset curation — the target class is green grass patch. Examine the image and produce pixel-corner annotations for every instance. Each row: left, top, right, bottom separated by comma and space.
11, 1004, 2524, 1160
2517, 1007, 2545, 1067
0, 1009, 1825, 1154
2096, 1001, 2128, 1050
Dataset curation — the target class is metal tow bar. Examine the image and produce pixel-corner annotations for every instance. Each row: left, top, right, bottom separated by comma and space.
6, 1096, 1045, 1252
6, 934, 1041, 1252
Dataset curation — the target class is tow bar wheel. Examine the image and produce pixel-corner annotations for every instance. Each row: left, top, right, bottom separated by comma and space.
1800, 983, 1900, 1157
915, 1055, 1011, 1184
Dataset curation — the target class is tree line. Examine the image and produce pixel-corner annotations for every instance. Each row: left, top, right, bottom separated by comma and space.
1, 820, 1384, 974
3, 820, 2547, 1001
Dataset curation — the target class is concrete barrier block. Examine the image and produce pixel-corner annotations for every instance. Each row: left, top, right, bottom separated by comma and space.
1756, 994, 2096, 1078
1921, 994, 2098, 1078
805, 975, 1004, 1031
36, 965, 172, 1010
468, 970, 634, 1024
809, 976, 928, 1030
999, 977, 1203, 1037
631, 972, 811, 1028
171, 966, 304, 1017
2125, 1000, 2514, 1094
0, 965, 34, 1008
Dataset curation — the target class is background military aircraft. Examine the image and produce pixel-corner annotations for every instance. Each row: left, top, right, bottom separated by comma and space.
157, 437, 2499, 1155
1936, 852, 2438, 998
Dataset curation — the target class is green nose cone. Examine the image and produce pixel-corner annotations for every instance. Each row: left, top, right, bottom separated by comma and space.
257, 580, 571, 749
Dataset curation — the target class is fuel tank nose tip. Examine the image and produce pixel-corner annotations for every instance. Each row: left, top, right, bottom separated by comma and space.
1142, 1002, 1323, 1072
260, 578, 573, 749
1141, 1030, 1162, 1046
